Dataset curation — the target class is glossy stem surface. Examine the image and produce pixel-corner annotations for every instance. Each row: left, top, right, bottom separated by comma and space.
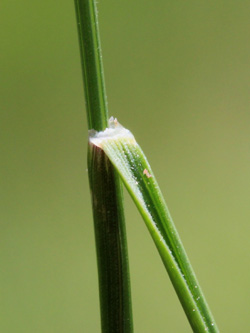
88, 144, 133, 332
74, 0, 108, 131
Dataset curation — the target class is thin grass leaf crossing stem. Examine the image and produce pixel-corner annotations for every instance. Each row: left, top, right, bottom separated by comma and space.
90, 117, 219, 333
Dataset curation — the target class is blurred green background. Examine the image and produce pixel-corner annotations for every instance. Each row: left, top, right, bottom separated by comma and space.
1, 1, 249, 332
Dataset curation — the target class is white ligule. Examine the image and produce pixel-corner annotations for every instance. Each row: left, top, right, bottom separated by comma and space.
89, 117, 135, 148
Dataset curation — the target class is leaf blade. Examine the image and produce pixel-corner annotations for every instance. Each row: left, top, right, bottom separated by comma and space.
90, 118, 219, 333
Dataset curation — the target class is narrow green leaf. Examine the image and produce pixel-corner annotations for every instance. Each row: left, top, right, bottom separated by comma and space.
89, 118, 219, 333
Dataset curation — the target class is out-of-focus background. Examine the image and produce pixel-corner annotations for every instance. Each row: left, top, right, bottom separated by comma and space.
1, 1, 249, 332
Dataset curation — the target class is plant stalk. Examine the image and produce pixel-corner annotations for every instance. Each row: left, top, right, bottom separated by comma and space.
74, 1, 133, 331
74, 0, 108, 131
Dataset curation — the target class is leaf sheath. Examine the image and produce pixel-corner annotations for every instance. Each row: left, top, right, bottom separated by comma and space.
88, 143, 133, 332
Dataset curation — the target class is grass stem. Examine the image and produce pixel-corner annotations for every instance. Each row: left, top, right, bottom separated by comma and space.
74, 1, 133, 331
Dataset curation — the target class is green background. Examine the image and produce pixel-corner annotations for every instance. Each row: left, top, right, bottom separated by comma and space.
1, 1, 249, 332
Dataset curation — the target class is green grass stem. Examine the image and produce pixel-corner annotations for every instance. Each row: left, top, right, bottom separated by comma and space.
74, 0, 108, 131
74, 1, 133, 331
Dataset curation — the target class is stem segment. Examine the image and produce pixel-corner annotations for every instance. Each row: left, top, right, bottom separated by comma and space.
74, 0, 108, 131
74, 1, 133, 331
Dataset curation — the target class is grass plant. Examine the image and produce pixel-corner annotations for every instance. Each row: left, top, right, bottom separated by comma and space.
74, 0, 219, 332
